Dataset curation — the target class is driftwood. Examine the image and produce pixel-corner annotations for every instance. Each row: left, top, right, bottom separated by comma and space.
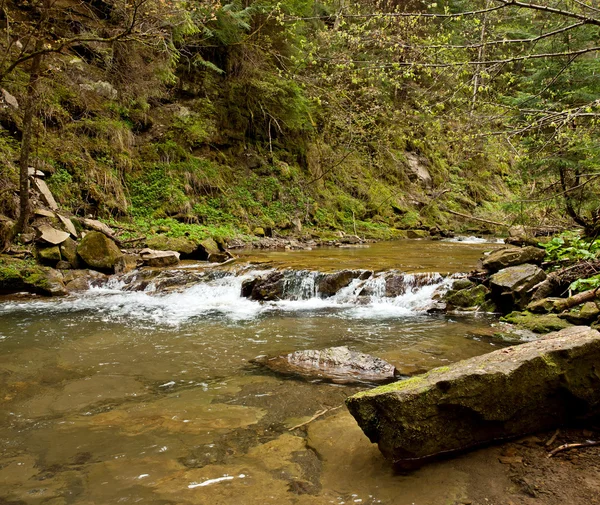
553, 288, 600, 312
530, 259, 600, 300
548, 440, 600, 457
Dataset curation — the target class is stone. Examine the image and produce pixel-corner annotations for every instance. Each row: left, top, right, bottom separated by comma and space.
445, 284, 490, 309
500, 311, 572, 333
253, 227, 266, 237
482, 246, 545, 273
244, 271, 285, 301
561, 301, 600, 325
253, 346, 398, 384
27, 167, 45, 177
489, 264, 546, 312
316, 270, 371, 297
79, 80, 118, 99
33, 178, 58, 210
77, 231, 123, 272
114, 254, 139, 274
59, 237, 80, 268
56, 214, 77, 237
37, 245, 61, 265
346, 327, 600, 468
33, 208, 55, 218
36, 224, 69, 245
208, 252, 230, 263
451, 279, 474, 291
140, 248, 180, 267
198, 237, 221, 259
1, 88, 19, 109
405, 152, 432, 187
80, 218, 115, 237
407, 230, 429, 239
340, 235, 362, 244
146, 235, 198, 258
55, 260, 71, 270
526, 297, 563, 314
291, 217, 302, 233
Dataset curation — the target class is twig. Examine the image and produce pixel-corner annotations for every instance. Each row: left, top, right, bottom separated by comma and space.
545, 429, 560, 447
548, 440, 600, 457
288, 405, 342, 431
120, 236, 146, 244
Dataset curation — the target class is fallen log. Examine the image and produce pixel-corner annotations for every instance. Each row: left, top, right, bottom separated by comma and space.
441, 208, 506, 227
346, 326, 600, 469
553, 287, 599, 312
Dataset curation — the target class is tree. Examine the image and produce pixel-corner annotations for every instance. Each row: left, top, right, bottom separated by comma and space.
0, 0, 189, 238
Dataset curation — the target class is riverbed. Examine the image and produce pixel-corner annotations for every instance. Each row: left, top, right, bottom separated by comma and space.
0, 238, 518, 504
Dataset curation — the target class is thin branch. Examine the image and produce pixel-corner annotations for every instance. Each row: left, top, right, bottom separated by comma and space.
495, 0, 600, 27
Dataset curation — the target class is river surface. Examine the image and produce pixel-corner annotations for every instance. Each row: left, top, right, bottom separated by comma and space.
0, 238, 509, 505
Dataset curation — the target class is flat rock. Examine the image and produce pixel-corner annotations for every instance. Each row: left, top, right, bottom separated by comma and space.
253, 346, 399, 384
346, 327, 600, 468
80, 218, 115, 237
139, 248, 180, 267
33, 178, 58, 210
36, 224, 70, 245
482, 246, 545, 272
56, 214, 77, 237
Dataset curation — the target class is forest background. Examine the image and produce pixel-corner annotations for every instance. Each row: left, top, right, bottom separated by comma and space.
0, 0, 599, 245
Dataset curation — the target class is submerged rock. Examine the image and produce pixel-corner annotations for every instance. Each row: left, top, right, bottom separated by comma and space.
346, 327, 600, 468
253, 346, 399, 384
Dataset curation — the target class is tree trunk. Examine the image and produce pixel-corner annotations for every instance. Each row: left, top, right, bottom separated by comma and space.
13, 49, 42, 236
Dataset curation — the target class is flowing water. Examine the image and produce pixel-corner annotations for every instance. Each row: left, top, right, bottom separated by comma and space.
0, 239, 509, 505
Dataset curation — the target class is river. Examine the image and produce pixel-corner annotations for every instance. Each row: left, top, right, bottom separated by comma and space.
0, 238, 509, 504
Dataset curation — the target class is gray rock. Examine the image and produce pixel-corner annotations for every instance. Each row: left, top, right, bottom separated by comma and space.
2, 88, 19, 109
114, 254, 139, 274
243, 271, 285, 301
482, 246, 545, 272
56, 214, 77, 237
490, 263, 546, 312
346, 327, 600, 468
139, 248, 180, 267
253, 346, 398, 384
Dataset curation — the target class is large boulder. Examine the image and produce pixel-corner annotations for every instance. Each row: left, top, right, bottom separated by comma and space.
482, 246, 545, 272
242, 271, 285, 301
0, 257, 66, 296
253, 346, 398, 384
316, 270, 370, 297
346, 327, 600, 468
146, 235, 198, 258
489, 263, 546, 312
77, 231, 123, 272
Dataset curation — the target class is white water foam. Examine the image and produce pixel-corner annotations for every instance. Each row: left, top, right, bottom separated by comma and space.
0, 270, 455, 325
443, 235, 504, 244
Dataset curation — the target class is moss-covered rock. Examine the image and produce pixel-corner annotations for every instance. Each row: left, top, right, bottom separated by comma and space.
0, 256, 66, 296
500, 310, 572, 333
146, 235, 197, 257
77, 231, 123, 272
489, 264, 546, 312
445, 284, 489, 309
406, 229, 429, 239
59, 237, 80, 268
526, 297, 562, 314
36, 245, 61, 265
560, 301, 600, 325
346, 326, 600, 467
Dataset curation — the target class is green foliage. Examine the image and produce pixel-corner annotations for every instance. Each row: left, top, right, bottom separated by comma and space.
569, 275, 600, 294
539, 233, 600, 262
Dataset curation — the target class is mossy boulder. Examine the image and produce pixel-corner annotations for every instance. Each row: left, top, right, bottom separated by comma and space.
36, 245, 61, 265
489, 264, 546, 312
406, 230, 429, 239
445, 284, 489, 309
482, 246, 546, 272
526, 297, 563, 314
560, 301, 600, 325
0, 256, 66, 296
146, 235, 198, 258
59, 237, 81, 268
346, 326, 600, 468
77, 231, 123, 273
500, 310, 572, 333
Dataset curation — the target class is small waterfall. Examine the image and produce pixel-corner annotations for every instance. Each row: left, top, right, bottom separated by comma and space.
0, 267, 458, 324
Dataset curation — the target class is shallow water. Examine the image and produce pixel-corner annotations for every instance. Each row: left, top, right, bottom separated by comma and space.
0, 239, 509, 504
